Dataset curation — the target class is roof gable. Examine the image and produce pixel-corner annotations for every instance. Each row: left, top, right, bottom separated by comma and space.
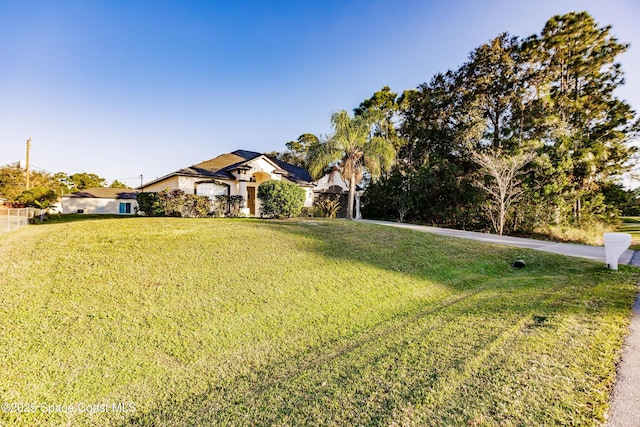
174, 150, 267, 179
140, 149, 313, 188
227, 150, 313, 183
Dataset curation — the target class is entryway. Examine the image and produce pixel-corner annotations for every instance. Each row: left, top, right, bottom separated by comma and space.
247, 187, 256, 215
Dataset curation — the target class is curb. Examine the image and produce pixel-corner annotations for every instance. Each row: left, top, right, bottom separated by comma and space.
607, 283, 640, 426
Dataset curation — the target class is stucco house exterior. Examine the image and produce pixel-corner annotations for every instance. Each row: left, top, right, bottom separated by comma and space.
139, 149, 362, 218
61, 188, 138, 215
139, 150, 315, 216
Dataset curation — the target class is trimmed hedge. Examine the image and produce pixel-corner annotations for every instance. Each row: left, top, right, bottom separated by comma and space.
136, 189, 210, 217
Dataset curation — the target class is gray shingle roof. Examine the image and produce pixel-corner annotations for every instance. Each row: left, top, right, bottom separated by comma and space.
141, 149, 313, 188
63, 188, 138, 199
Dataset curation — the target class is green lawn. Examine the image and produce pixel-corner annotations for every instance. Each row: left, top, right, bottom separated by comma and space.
1, 217, 638, 426
619, 217, 640, 250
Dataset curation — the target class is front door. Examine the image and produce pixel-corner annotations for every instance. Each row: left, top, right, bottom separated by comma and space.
247, 187, 256, 215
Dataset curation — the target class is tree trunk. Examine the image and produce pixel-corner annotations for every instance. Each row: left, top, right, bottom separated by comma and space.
347, 177, 356, 220
498, 199, 506, 236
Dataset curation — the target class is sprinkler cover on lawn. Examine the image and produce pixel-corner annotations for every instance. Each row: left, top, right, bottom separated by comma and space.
512, 259, 526, 268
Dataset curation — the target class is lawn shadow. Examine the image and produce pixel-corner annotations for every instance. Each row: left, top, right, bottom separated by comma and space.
117, 219, 639, 426
269, 218, 610, 285
120, 278, 635, 425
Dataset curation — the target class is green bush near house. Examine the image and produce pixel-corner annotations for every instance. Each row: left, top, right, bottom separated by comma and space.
213, 194, 245, 217
136, 189, 210, 217
299, 206, 315, 217
257, 179, 306, 218
136, 192, 165, 216
316, 195, 341, 218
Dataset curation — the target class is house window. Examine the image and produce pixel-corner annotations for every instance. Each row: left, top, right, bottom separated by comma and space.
195, 182, 229, 197
119, 202, 131, 214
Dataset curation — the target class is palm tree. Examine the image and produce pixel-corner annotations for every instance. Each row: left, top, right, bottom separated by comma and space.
309, 110, 396, 219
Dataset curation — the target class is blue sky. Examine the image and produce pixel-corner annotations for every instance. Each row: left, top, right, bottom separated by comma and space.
1, 0, 638, 187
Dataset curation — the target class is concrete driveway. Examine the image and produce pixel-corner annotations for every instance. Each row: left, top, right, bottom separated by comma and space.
357, 219, 640, 426
357, 219, 639, 266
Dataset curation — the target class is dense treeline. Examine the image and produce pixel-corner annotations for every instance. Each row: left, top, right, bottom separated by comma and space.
362, 11, 638, 234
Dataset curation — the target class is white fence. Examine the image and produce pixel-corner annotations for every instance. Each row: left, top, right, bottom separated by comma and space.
0, 208, 47, 232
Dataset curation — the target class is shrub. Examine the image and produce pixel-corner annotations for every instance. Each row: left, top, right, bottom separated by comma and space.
180, 193, 211, 218
300, 207, 315, 217
159, 189, 185, 217
213, 195, 227, 217
316, 196, 341, 218
213, 195, 245, 217
136, 190, 210, 217
257, 180, 306, 218
228, 195, 245, 216
136, 192, 164, 216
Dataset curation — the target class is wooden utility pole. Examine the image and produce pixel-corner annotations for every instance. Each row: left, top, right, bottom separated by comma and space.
25, 138, 31, 190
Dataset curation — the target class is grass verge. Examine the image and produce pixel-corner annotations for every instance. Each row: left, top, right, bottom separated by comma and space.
618, 217, 640, 250
0, 218, 638, 426
533, 223, 618, 246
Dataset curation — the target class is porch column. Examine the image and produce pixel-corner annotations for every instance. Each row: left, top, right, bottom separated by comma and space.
236, 166, 251, 216
355, 192, 362, 219
238, 180, 250, 216
238, 181, 248, 203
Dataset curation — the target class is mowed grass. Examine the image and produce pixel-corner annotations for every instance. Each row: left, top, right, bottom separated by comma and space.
0, 218, 638, 426
619, 217, 640, 250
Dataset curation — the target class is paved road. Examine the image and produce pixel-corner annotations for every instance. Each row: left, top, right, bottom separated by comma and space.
356, 219, 640, 426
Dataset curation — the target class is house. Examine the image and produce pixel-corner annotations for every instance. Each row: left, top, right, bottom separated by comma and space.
139, 150, 316, 216
313, 167, 362, 218
61, 188, 138, 215
139, 149, 362, 218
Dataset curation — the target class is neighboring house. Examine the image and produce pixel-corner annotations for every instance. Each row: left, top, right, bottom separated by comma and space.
139, 150, 316, 216
313, 167, 362, 219
62, 188, 138, 215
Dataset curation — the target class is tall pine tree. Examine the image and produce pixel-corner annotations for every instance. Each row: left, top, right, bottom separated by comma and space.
523, 12, 636, 222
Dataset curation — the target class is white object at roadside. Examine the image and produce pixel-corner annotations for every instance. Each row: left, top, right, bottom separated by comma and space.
604, 233, 632, 270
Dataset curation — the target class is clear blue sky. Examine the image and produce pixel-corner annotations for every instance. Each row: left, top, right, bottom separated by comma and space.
1, 0, 638, 187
